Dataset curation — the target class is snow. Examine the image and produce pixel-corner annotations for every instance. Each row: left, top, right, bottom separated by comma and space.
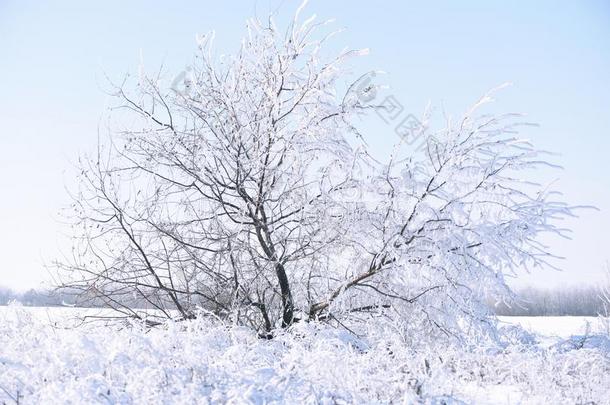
1, 306, 609, 404
498, 315, 605, 338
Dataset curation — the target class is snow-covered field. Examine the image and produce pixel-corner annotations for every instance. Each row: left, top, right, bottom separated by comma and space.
498, 315, 607, 339
1, 306, 609, 404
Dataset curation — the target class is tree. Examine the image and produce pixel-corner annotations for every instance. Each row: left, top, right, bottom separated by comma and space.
57, 4, 574, 339
599, 262, 610, 335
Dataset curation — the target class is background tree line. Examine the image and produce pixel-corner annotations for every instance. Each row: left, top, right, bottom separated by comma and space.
492, 285, 607, 316
2, 284, 608, 317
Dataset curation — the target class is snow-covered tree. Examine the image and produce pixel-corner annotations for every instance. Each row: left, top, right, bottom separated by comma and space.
313, 92, 577, 339
58, 3, 574, 340
599, 261, 610, 335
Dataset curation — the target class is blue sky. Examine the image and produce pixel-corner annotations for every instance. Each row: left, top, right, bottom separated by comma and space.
0, 0, 608, 290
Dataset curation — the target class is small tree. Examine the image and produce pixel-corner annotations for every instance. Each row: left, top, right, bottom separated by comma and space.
58, 4, 574, 339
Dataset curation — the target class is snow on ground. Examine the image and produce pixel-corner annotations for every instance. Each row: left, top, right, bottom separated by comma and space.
1, 305, 609, 404
498, 315, 606, 338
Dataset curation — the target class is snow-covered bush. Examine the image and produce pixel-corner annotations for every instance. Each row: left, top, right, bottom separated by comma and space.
1, 308, 608, 404
56, 2, 575, 342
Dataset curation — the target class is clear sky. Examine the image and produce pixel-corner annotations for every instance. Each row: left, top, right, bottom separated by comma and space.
0, 0, 608, 290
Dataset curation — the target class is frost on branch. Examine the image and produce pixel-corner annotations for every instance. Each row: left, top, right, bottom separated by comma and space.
56, 5, 575, 341
313, 89, 576, 341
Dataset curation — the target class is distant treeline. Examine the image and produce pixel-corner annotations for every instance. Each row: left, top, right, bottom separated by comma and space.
0, 286, 173, 309
492, 286, 608, 316
1, 285, 608, 316
0, 286, 79, 307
